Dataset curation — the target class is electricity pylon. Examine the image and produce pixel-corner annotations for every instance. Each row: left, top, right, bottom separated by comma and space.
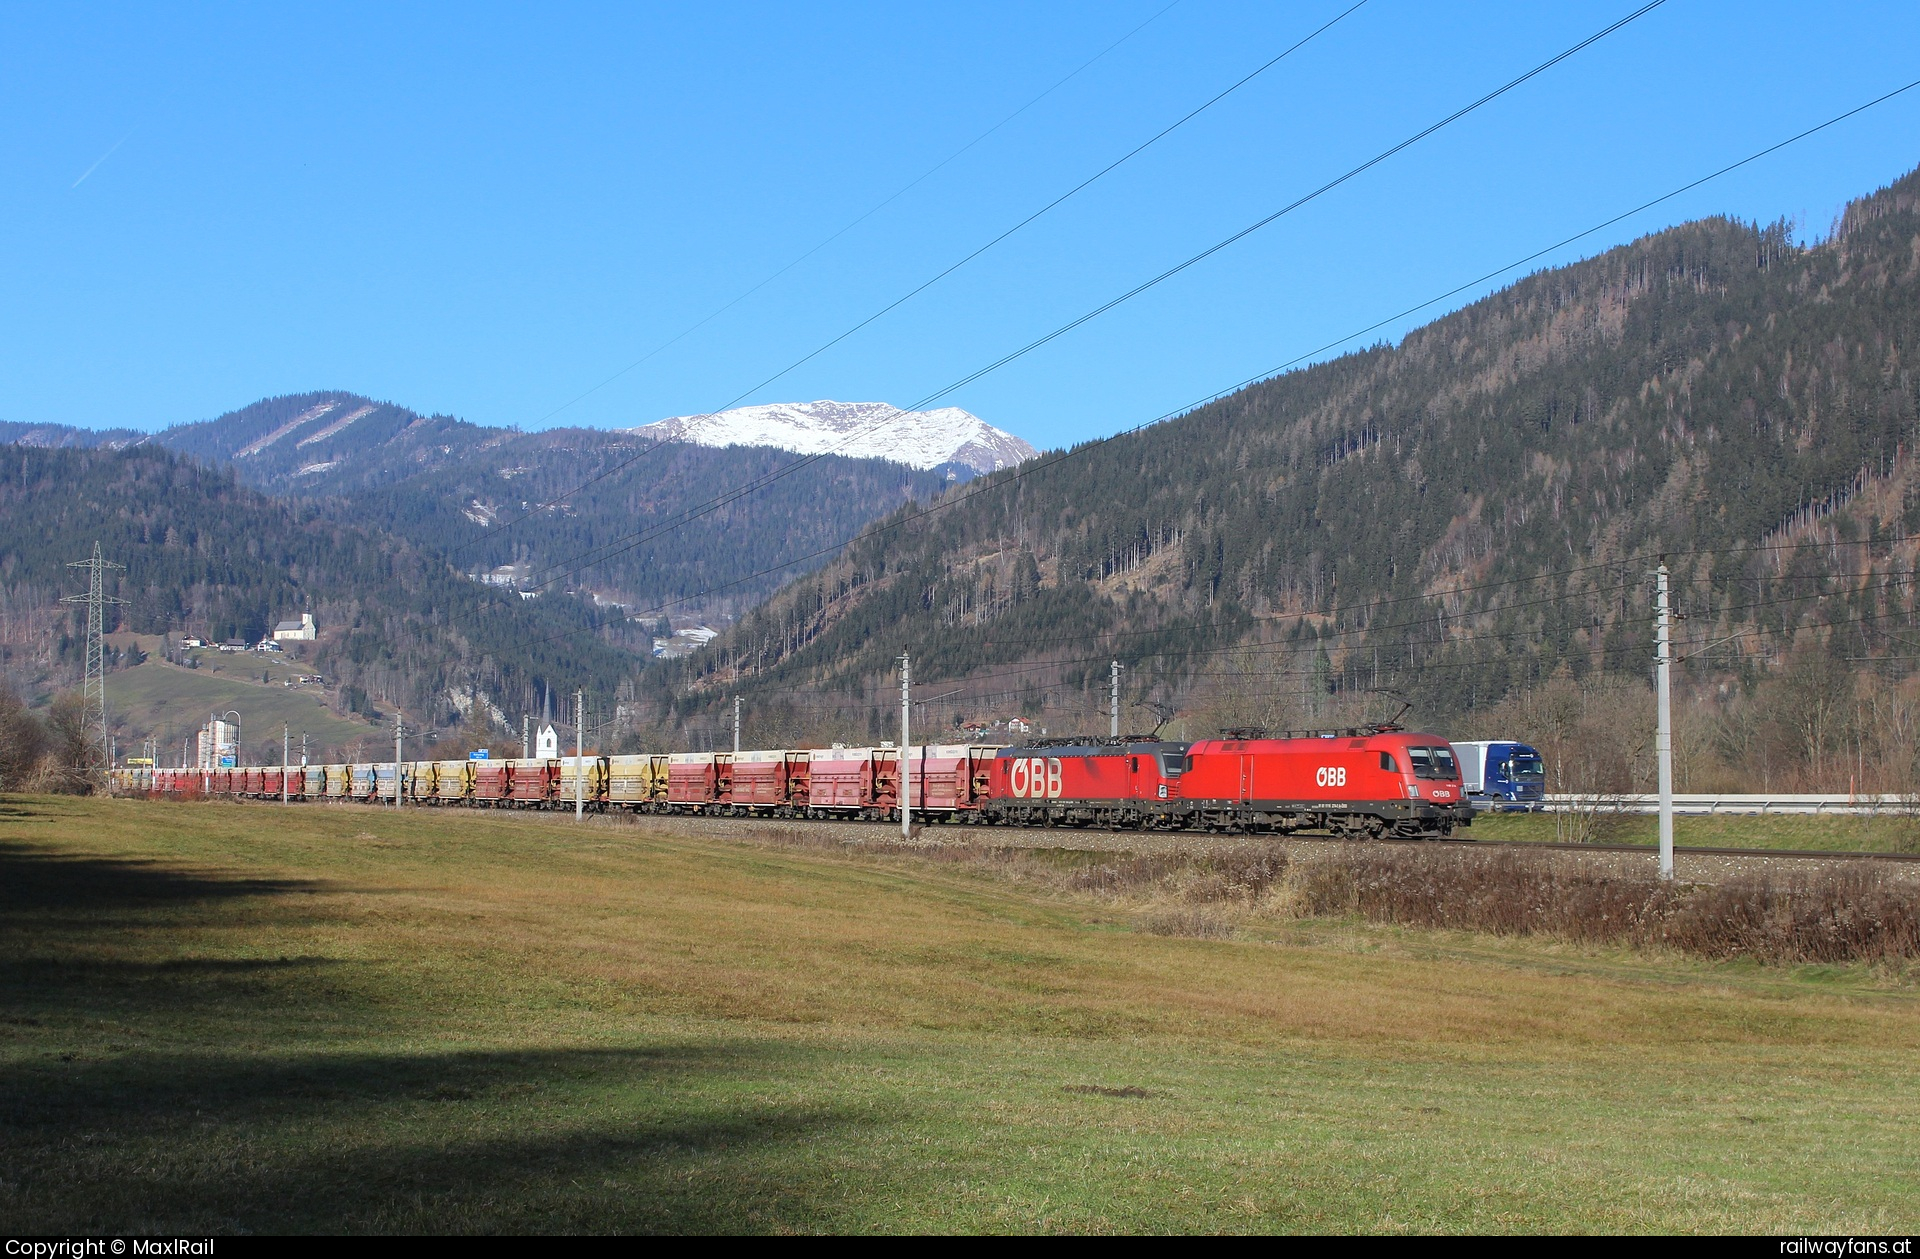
62, 542, 126, 774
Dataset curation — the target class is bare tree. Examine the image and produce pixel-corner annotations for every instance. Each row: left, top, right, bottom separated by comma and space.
0, 682, 47, 791
39, 692, 96, 794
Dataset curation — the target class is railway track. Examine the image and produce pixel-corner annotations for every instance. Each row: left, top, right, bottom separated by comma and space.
575, 806, 1920, 864
149, 791, 1920, 863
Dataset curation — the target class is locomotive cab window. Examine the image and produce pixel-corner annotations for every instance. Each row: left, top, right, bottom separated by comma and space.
1129, 756, 1139, 772
1379, 752, 1398, 773
1160, 754, 1188, 776
1408, 747, 1433, 777
1433, 748, 1458, 778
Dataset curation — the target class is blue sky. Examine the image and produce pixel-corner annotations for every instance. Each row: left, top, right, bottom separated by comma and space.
5, 1, 1919, 451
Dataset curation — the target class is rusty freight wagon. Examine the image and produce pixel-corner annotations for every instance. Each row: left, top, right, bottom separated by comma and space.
806, 746, 901, 819
667, 752, 731, 812
508, 759, 558, 806
730, 749, 809, 814
903, 744, 1002, 819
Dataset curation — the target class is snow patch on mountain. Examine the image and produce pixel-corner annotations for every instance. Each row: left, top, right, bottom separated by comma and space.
297, 404, 376, 448
627, 400, 1036, 474
235, 401, 338, 459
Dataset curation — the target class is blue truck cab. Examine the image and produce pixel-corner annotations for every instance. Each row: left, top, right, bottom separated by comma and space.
1452, 740, 1547, 811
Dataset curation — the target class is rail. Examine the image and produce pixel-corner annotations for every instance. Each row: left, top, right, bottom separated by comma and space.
1542, 793, 1920, 817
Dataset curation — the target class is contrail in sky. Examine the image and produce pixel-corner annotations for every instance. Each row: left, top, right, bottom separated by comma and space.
71, 134, 129, 188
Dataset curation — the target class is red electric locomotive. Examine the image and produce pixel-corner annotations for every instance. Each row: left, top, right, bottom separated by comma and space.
986, 738, 1192, 828
1179, 727, 1471, 838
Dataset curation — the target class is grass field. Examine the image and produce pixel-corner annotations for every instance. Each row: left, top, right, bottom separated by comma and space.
3, 796, 1916, 1234
1472, 809, 1920, 853
104, 653, 375, 756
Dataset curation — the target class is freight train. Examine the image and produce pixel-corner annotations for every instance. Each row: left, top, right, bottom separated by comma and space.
116, 725, 1473, 838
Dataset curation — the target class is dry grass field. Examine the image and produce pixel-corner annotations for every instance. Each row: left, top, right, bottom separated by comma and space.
1472, 810, 1920, 853
2, 795, 1916, 1234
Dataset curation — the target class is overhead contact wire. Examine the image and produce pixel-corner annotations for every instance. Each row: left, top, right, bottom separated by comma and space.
507, 1, 1187, 441
519, 0, 1663, 591
463, 0, 1367, 561
514, 60, 1920, 657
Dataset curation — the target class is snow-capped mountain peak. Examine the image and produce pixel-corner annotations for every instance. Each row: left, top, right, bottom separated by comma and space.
626, 400, 1036, 474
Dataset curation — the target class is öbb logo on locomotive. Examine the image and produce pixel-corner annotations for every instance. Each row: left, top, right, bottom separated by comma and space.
1008, 756, 1063, 799
1314, 766, 1347, 787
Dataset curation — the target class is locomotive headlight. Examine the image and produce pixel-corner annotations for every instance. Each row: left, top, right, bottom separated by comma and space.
1405, 784, 1421, 800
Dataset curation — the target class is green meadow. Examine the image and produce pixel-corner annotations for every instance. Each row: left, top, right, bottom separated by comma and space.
2, 796, 1914, 1234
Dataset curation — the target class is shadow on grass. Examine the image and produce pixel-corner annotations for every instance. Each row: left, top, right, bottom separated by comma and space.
0, 837, 319, 914
3, 1043, 871, 1234
0, 827, 885, 1233
0, 834, 337, 1022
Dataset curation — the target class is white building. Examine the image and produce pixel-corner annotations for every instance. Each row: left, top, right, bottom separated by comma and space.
535, 723, 559, 758
273, 612, 317, 642
197, 719, 237, 768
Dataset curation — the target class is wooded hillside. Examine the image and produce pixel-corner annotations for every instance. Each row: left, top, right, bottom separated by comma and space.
0, 445, 637, 748
652, 163, 1920, 789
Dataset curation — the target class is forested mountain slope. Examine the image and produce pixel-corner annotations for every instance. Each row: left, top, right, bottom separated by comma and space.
663, 164, 1920, 748
0, 445, 637, 748
340, 426, 956, 618
57, 391, 958, 616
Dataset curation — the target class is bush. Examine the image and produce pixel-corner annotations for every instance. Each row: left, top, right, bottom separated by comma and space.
1289, 846, 1920, 965
742, 825, 1920, 966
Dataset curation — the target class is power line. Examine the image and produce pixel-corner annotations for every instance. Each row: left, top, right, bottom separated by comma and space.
518, 0, 1188, 436
512, 0, 1653, 589
61, 541, 127, 772
508, 63, 1920, 658
737, 571, 1920, 711
718, 558, 1920, 694
461, 0, 1367, 561
754, 594, 1920, 722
